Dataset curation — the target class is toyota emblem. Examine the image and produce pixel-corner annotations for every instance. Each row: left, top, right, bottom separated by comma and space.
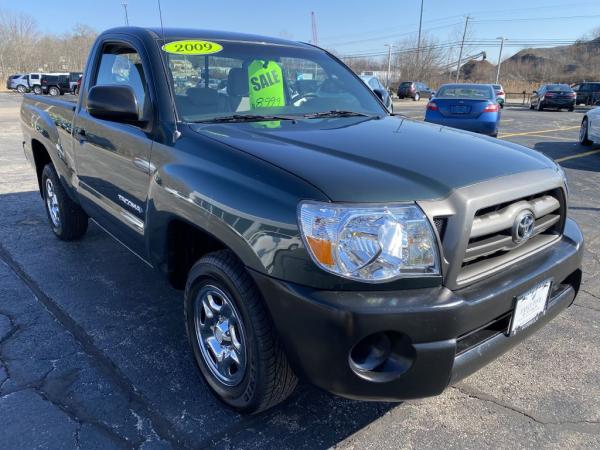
512, 210, 535, 244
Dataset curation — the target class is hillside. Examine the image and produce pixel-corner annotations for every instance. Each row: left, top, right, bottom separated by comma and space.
462, 37, 600, 83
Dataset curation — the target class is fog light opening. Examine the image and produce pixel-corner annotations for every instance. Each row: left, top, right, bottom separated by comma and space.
349, 331, 416, 382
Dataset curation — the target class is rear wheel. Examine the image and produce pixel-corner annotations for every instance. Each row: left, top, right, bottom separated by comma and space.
414, 93, 420, 101
580, 117, 593, 146
33, 85, 42, 95
184, 250, 297, 414
537, 101, 543, 111
42, 164, 88, 240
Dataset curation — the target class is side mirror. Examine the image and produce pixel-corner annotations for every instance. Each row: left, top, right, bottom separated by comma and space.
87, 85, 140, 124
373, 88, 386, 101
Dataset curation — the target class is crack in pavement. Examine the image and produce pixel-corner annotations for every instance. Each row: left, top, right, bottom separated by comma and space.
452, 386, 600, 432
0, 243, 189, 449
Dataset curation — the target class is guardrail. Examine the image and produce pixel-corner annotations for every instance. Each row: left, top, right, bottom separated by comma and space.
504, 91, 600, 107
505, 91, 531, 105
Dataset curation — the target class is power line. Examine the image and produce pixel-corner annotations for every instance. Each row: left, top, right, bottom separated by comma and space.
472, 13, 600, 23
339, 38, 584, 59
322, 21, 462, 47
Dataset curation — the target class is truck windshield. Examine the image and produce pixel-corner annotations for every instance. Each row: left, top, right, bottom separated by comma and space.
161, 40, 386, 122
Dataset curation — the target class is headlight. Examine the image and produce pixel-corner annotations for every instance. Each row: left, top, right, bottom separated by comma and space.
298, 201, 440, 282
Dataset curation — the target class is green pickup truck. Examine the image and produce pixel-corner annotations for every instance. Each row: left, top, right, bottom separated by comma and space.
21, 27, 583, 413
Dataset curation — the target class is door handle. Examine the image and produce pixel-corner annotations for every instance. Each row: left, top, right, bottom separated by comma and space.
133, 157, 156, 174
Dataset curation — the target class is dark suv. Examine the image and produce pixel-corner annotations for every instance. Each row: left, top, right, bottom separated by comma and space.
572, 82, 600, 106
41, 74, 70, 96
397, 81, 433, 101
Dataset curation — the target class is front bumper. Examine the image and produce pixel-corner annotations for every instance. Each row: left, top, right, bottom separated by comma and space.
251, 219, 583, 401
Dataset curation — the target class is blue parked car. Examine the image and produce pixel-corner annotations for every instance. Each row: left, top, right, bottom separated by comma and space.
424, 83, 500, 137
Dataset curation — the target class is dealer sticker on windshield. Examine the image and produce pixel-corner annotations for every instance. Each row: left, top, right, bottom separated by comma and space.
162, 40, 223, 55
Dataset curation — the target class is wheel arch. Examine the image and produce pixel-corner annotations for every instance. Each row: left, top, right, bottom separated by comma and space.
31, 138, 52, 197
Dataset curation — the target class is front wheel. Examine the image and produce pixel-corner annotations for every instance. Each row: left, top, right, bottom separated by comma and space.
414, 93, 420, 101
49, 86, 60, 96
184, 250, 297, 414
537, 101, 544, 111
580, 118, 593, 146
16, 85, 27, 94
32, 86, 42, 95
42, 164, 88, 240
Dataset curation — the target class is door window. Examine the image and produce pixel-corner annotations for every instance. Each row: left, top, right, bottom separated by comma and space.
94, 44, 149, 119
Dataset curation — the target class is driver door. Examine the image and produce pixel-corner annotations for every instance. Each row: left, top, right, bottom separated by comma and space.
74, 41, 154, 257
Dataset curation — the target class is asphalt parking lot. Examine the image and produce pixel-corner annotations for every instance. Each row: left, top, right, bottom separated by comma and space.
0, 93, 598, 449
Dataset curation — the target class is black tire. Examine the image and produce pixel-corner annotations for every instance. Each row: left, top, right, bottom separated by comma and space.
537, 101, 543, 111
529, 103, 534, 110
414, 92, 420, 101
16, 85, 27, 94
49, 86, 60, 96
568, 107, 574, 112
184, 250, 297, 414
33, 85, 42, 95
41, 164, 88, 241
580, 117, 593, 146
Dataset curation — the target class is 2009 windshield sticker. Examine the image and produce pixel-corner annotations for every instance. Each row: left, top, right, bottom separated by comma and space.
162, 40, 223, 55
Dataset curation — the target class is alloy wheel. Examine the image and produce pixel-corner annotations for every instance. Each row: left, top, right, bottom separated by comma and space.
45, 178, 60, 228
580, 119, 588, 143
194, 285, 247, 386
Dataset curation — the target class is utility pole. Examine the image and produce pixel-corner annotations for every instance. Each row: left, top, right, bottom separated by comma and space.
311, 11, 318, 46
455, 15, 470, 83
495, 37, 506, 84
385, 44, 394, 90
416, 0, 424, 73
122, 0, 129, 25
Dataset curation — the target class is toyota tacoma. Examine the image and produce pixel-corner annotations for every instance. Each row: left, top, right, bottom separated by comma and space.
20, 27, 583, 414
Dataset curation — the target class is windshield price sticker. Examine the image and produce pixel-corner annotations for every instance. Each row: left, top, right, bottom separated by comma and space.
248, 60, 285, 109
162, 40, 223, 55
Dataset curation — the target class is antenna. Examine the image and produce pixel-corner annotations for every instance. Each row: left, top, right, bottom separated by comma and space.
157, 0, 165, 40
311, 11, 318, 46
122, 0, 129, 25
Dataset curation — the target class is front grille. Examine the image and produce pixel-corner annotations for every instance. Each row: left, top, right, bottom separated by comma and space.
457, 189, 565, 284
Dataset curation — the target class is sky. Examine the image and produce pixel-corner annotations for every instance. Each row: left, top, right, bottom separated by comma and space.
2, 0, 600, 63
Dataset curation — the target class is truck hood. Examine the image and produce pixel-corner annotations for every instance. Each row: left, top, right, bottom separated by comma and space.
190, 116, 555, 202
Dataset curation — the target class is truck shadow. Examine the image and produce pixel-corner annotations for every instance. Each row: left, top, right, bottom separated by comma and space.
0, 190, 395, 449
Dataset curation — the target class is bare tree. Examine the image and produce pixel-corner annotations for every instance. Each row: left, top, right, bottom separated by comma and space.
0, 9, 96, 85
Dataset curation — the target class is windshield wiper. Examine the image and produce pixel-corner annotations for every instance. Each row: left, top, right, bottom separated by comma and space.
191, 114, 297, 124
302, 110, 374, 119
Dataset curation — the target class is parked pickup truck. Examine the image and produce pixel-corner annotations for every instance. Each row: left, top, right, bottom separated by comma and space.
21, 27, 583, 414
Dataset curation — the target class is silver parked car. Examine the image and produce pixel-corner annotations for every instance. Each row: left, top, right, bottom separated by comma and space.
360, 75, 393, 112
6, 74, 29, 93
580, 103, 600, 145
